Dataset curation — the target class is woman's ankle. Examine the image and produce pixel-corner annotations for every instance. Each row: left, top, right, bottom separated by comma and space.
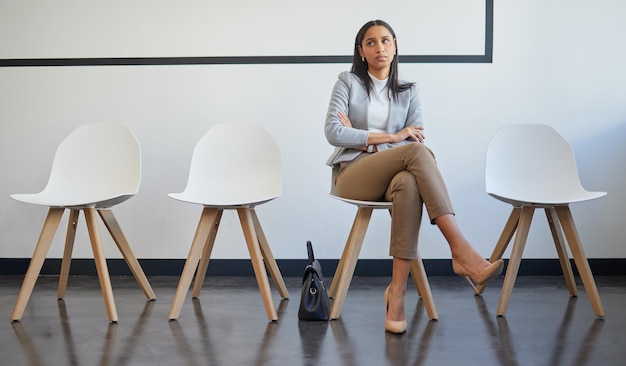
386, 287, 406, 321
451, 248, 489, 274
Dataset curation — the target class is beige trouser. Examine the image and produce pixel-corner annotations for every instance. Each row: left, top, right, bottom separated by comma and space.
336, 143, 454, 259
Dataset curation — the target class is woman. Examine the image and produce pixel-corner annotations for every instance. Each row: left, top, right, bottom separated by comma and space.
324, 20, 503, 334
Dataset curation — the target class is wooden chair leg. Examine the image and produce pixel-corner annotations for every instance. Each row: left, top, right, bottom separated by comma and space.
11, 207, 65, 322
98, 209, 156, 300
251, 209, 289, 299
237, 208, 278, 321
84, 208, 118, 323
410, 255, 438, 320
545, 207, 577, 296
328, 215, 362, 299
58, 209, 79, 299
329, 207, 373, 320
168, 207, 218, 320
477, 207, 521, 294
192, 209, 222, 298
554, 206, 605, 317
497, 206, 535, 316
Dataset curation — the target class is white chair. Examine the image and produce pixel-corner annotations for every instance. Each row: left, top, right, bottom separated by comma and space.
10, 123, 156, 323
328, 167, 438, 320
167, 122, 289, 321
480, 124, 606, 317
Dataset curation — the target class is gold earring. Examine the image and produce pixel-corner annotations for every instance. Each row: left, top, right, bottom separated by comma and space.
361, 57, 365, 62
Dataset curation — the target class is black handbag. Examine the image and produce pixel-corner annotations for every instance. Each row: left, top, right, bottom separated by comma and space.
298, 241, 331, 321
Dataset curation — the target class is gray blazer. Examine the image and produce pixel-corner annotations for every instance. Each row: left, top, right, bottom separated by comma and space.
324, 71, 423, 166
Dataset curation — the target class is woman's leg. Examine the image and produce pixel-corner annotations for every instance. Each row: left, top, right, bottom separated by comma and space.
336, 144, 452, 222
435, 214, 490, 274
384, 171, 422, 323
335, 144, 500, 323
387, 257, 411, 322
385, 171, 422, 259
337, 144, 491, 272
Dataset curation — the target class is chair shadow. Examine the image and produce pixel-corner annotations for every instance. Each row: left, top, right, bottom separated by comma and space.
327, 300, 432, 366
474, 296, 519, 366
11, 299, 155, 366
257, 299, 289, 364
168, 304, 206, 366
382, 299, 438, 366
10, 322, 44, 366
168, 298, 290, 366
547, 297, 605, 366
112, 300, 156, 366
474, 295, 605, 366
329, 319, 357, 366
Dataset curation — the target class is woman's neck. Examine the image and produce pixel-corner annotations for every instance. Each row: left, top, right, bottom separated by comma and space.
367, 67, 390, 81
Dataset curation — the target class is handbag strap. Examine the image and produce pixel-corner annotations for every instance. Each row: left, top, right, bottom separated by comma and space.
306, 240, 315, 264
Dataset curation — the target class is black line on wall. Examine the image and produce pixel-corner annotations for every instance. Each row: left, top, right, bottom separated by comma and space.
1, 258, 624, 277
0, 1, 493, 67
484, 0, 494, 62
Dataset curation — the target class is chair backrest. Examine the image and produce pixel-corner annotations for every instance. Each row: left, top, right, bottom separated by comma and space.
11, 123, 141, 208
174, 122, 282, 206
485, 124, 605, 205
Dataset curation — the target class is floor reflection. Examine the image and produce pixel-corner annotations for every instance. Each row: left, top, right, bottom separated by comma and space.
168, 320, 201, 366
57, 299, 80, 366
383, 300, 438, 366
572, 319, 605, 366
474, 296, 519, 366
474, 295, 606, 366
548, 297, 605, 366
3, 276, 622, 366
257, 299, 289, 365
11, 322, 44, 366
113, 300, 155, 366
329, 319, 358, 366
298, 317, 329, 365
168, 298, 290, 366
11, 299, 155, 366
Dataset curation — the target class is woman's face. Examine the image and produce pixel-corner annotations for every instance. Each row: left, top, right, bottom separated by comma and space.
358, 25, 396, 77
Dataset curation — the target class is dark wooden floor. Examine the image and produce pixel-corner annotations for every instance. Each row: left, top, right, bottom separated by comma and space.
1, 275, 625, 365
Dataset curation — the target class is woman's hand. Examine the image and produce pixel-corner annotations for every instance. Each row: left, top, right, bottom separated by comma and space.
338, 112, 423, 148
394, 125, 425, 143
338, 112, 370, 151
338, 112, 353, 128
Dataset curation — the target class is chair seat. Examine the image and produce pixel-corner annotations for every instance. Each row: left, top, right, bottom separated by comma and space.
488, 190, 606, 207
11, 192, 135, 208
329, 193, 392, 208
168, 192, 279, 208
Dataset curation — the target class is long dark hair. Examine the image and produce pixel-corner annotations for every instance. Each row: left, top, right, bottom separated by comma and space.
351, 20, 414, 100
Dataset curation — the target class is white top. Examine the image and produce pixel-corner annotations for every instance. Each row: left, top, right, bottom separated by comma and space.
367, 72, 390, 133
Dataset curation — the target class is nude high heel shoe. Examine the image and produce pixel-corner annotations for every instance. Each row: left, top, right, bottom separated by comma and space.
384, 286, 407, 334
452, 259, 504, 294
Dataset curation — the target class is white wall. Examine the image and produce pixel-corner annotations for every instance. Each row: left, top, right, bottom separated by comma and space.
1, 1, 625, 261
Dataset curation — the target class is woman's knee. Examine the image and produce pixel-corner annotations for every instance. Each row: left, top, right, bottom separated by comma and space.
407, 141, 434, 156
386, 171, 420, 201
389, 171, 416, 190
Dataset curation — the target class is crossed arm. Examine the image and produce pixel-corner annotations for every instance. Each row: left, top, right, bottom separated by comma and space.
337, 112, 425, 152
